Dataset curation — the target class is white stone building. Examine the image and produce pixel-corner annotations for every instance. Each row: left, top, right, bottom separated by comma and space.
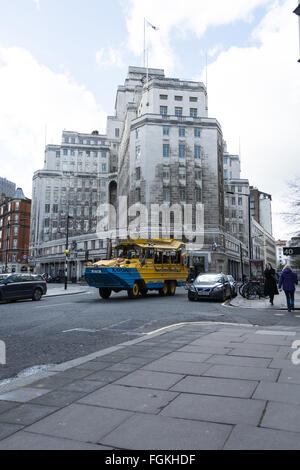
30, 66, 253, 279
30, 130, 119, 279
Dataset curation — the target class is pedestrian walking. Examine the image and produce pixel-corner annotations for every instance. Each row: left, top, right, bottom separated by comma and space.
278, 265, 298, 312
263, 263, 279, 305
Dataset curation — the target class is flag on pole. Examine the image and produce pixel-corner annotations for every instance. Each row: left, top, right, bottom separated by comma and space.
146, 19, 159, 30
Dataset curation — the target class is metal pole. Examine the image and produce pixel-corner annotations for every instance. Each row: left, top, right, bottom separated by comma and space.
5, 221, 9, 273
248, 194, 252, 279
65, 215, 69, 290
240, 243, 244, 282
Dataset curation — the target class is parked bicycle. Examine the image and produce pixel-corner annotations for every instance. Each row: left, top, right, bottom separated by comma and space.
239, 278, 266, 300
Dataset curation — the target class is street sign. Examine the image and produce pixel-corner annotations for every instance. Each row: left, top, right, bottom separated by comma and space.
283, 247, 300, 256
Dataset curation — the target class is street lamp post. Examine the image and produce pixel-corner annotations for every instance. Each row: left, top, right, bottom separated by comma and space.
64, 214, 71, 290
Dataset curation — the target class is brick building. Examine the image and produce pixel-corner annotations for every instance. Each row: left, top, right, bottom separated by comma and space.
0, 188, 31, 273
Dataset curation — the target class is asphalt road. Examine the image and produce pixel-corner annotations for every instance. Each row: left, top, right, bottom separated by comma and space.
1, 286, 300, 382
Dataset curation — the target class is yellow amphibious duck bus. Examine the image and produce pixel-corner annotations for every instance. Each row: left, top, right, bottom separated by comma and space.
84, 239, 189, 299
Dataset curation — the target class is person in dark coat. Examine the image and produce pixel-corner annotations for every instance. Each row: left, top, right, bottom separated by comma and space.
264, 263, 279, 305
278, 265, 298, 312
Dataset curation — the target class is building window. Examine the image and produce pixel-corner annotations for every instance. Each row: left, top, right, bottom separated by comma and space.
175, 107, 182, 116
189, 96, 198, 102
178, 127, 185, 137
194, 145, 201, 158
190, 108, 198, 117
135, 167, 141, 180
136, 145, 141, 159
101, 151, 106, 158
56, 151, 60, 157
195, 168, 202, 180
163, 126, 170, 136
13, 239, 18, 249
231, 197, 236, 205
84, 207, 89, 216
14, 226, 18, 235
163, 143, 170, 158
224, 169, 228, 179
160, 94, 168, 100
63, 149, 68, 156
179, 144, 185, 158
195, 188, 202, 202
45, 204, 50, 213
163, 166, 170, 180
160, 106, 168, 116
238, 197, 243, 206
115, 128, 120, 137
163, 187, 170, 202
194, 127, 201, 138
175, 96, 183, 101
179, 166, 186, 181
179, 188, 186, 201
135, 187, 141, 202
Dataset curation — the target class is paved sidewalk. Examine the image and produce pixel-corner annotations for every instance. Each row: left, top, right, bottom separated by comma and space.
1, 321, 300, 449
45, 284, 89, 297
230, 289, 300, 311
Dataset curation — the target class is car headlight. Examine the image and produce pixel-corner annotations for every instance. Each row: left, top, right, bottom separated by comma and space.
189, 285, 196, 292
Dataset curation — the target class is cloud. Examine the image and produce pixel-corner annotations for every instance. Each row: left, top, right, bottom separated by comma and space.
33, 0, 40, 9
0, 46, 107, 197
125, 0, 272, 72
95, 47, 124, 69
196, 0, 300, 239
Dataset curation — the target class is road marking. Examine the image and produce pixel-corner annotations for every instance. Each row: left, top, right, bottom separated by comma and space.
35, 302, 74, 309
62, 328, 99, 333
256, 330, 296, 336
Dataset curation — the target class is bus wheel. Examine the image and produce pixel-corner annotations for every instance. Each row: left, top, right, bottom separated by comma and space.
99, 288, 112, 299
168, 281, 176, 296
159, 282, 168, 297
128, 282, 140, 299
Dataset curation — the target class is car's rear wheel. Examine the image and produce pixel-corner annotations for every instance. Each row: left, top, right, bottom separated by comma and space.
99, 288, 112, 299
32, 288, 42, 301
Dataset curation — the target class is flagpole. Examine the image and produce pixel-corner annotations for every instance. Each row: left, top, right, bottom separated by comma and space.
143, 17, 146, 68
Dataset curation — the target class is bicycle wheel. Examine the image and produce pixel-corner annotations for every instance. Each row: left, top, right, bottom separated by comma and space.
246, 285, 259, 299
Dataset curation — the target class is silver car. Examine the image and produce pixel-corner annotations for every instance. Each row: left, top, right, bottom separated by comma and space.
187, 273, 232, 302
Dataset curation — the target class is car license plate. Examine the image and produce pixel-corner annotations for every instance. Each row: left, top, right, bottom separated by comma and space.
198, 290, 209, 295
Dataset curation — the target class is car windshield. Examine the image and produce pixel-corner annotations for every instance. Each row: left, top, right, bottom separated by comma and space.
0, 275, 8, 283
227, 276, 233, 281
195, 274, 223, 284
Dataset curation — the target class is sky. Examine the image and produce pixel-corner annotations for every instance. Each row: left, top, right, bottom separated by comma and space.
0, 0, 299, 241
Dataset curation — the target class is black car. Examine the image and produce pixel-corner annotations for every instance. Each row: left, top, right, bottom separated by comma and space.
187, 273, 232, 302
0, 273, 47, 302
